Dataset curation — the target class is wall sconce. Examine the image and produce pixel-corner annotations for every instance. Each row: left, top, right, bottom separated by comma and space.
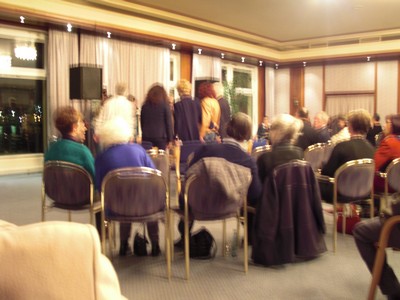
172, 43, 176, 50
367, 56, 371, 62
259, 60, 263, 66
221, 53, 225, 59
303, 61, 307, 67
275, 63, 279, 69
20, 16, 25, 24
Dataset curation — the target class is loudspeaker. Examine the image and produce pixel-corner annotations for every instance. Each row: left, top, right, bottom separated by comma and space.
70, 66, 102, 100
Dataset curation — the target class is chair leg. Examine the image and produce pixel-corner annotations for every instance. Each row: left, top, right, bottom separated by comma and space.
165, 210, 171, 280
68, 211, 72, 222
333, 207, 337, 253
184, 216, 190, 280
170, 211, 175, 261
222, 219, 227, 257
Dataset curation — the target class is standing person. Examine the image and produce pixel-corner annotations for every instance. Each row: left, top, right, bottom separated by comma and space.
320, 109, 374, 202
367, 113, 383, 146
93, 82, 135, 142
313, 111, 331, 143
198, 82, 221, 143
173, 79, 201, 141
256, 116, 270, 141
213, 81, 231, 139
295, 107, 321, 150
140, 84, 174, 150
95, 117, 161, 257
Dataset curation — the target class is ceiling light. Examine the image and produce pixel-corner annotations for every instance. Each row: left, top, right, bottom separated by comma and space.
221, 53, 225, 59
0, 55, 12, 68
259, 60, 263, 66
67, 23, 72, 32
275, 64, 279, 69
107, 32, 111, 38
241, 57, 245, 63
171, 43, 176, 50
198, 48, 202, 55
20, 16, 25, 24
303, 61, 307, 67
14, 43, 37, 61
367, 56, 371, 61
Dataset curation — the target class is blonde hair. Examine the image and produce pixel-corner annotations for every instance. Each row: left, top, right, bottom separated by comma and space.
176, 79, 192, 96
115, 82, 127, 96
270, 114, 303, 145
96, 117, 133, 149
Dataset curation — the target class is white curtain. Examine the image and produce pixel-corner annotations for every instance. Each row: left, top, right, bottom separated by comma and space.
47, 29, 79, 138
48, 30, 170, 139
191, 54, 221, 94
325, 94, 374, 116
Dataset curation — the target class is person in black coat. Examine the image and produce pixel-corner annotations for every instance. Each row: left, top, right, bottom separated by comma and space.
257, 114, 304, 184
295, 107, 321, 150
213, 82, 231, 138
140, 84, 174, 150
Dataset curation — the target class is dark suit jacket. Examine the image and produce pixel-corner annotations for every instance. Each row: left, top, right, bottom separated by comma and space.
257, 143, 304, 184
321, 138, 375, 177
296, 121, 321, 150
174, 96, 201, 141
140, 101, 173, 148
217, 97, 231, 138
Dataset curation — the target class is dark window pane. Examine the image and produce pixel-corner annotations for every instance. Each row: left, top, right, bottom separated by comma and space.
0, 78, 44, 154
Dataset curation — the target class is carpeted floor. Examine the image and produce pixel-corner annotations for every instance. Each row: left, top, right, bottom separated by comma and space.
0, 172, 396, 300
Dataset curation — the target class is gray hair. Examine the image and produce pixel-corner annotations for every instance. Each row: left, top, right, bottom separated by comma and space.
270, 114, 303, 145
96, 117, 133, 149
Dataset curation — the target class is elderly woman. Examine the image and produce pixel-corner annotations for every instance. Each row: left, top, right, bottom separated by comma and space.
257, 113, 304, 184
95, 117, 160, 257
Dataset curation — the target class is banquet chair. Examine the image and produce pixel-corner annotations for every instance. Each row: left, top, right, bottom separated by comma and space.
41, 160, 100, 225
375, 158, 400, 212
368, 215, 400, 300
318, 159, 375, 252
175, 140, 202, 194
304, 143, 326, 172
322, 141, 334, 167
251, 145, 271, 161
171, 157, 252, 280
100, 167, 171, 279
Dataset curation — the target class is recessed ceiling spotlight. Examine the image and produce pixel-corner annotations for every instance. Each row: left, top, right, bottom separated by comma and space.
241, 57, 245, 63
221, 53, 225, 59
171, 43, 176, 50
20, 16, 25, 24
107, 32, 111, 38
198, 48, 202, 55
67, 23, 72, 32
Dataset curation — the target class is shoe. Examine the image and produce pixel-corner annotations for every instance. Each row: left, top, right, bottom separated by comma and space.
119, 240, 132, 256
151, 243, 161, 257
174, 238, 184, 249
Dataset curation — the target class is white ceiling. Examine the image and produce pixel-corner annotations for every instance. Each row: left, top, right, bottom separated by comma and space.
129, 0, 400, 47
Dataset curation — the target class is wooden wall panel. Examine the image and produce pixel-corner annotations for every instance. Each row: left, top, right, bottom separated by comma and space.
290, 67, 304, 114
258, 66, 266, 123
180, 50, 192, 81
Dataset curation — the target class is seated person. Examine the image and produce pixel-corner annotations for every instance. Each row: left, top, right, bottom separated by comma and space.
44, 106, 101, 234
295, 107, 321, 150
256, 116, 270, 141
353, 201, 400, 300
320, 109, 375, 203
374, 114, 400, 193
367, 112, 383, 146
94, 117, 160, 257
313, 111, 331, 143
175, 112, 262, 245
257, 114, 304, 184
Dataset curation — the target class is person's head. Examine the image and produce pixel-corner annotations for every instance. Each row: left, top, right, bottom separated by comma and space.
295, 107, 309, 120
198, 82, 216, 99
144, 83, 168, 105
269, 114, 303, 145
347, 109, 371, 136
54, 106, 86, 142
127, 94, 136, 102
176, 79, 192, 97
262, 116, 269, 126
313, 111, 329, 129
115, 82, 127, 96
226, 112, 252, 142
386, 114, 400, 135
373, 113, 380, 122
96, 117, 133, 149
213, 82, 224, 99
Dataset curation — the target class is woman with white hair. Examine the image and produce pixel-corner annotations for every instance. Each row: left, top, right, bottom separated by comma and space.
94, 117, 161, 257
257, 113, 304, 184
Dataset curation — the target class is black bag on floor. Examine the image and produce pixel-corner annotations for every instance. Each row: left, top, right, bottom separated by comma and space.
189, 227, 217, 259
133, 227, 148, 256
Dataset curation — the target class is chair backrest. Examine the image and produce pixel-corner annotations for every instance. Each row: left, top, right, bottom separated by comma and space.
147, 149, 170, 184
304, 143, 325, 172
101, 167, 167, 222
140, 141, 153, 150
184, 157, 252, 220
179, 140, 202, 175
43, 161, 93, 207
251, 145, 271, 161
386, 158, 400, 192
322, 141, 334, 166
334, 158, 375, 200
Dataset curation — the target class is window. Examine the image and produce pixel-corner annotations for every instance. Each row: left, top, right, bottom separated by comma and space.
0, 27, 46, 155
169, 51, 180, 100
221, 62, 258, 133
